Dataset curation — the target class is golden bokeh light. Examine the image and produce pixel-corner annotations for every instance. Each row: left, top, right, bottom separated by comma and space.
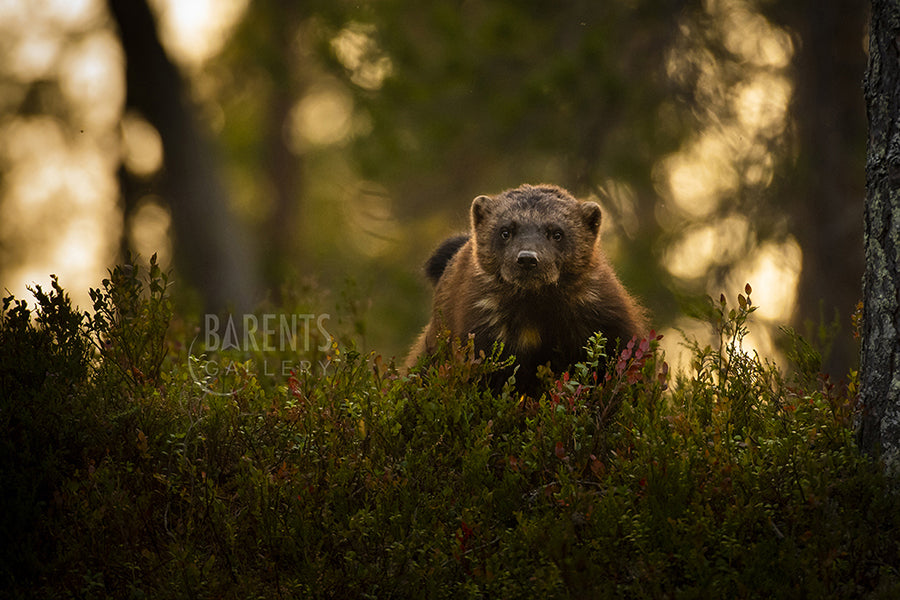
0, 114, 121, 309
147, 0, 249, 69
733, 73, 792, 135
729, 238, 802, 324
121, 111, 164, 177
663, 215, 751, 280
710, 0, 794, 68
8, 28, 61, 81
57, 29, 124, 129
287, 82, 355, 150
0, 0, 814, 372
658, 0, 799, 371
662, 132, 740, 218
0, 0, 121, 310
331, 22, 394, 91
1, 0, 245, 308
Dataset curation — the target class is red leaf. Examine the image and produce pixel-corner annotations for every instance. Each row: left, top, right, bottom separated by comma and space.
555, 442, 566, 460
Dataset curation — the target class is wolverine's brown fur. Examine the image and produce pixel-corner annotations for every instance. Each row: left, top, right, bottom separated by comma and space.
407, 184, 647, 391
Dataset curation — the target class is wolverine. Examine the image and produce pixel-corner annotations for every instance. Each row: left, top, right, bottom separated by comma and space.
407, 183, 647, 391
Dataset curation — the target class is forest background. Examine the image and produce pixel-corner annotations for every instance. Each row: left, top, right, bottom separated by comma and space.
0, 0, 866, 375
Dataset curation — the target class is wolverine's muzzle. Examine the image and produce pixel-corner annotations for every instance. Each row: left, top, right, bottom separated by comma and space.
516, 250, 539, 269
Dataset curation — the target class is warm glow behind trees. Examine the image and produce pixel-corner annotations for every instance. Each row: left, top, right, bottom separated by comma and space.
0, 0, 866, 367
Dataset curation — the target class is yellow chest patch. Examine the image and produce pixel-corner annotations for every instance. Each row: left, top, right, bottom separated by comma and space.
517, 326, 542, 351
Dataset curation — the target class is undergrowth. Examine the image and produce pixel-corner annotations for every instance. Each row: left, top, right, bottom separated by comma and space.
1, 258, 898, 598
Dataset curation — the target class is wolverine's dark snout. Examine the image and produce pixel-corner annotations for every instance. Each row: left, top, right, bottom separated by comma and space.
516, 250, 539, 269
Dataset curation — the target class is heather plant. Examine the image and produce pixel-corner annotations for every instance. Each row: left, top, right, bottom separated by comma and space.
87, 253, 173, 391
1, 276, 91, 588
1, 265, 898, 599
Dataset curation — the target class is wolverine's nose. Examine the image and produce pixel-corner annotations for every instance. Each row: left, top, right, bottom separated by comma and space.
517, 250, 539, 269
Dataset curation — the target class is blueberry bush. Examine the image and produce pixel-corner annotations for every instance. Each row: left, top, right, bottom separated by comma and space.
1, 259, 898, 598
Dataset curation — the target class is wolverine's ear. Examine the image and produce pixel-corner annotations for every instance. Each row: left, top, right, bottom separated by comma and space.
581, 201, 602, 235
471, 195, 492, 228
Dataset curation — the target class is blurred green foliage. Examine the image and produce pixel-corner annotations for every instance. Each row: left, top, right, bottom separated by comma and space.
196, 0, 863, 371
0, 1, 865, 371
1, 261, 897, 598
209, 0, 691, 358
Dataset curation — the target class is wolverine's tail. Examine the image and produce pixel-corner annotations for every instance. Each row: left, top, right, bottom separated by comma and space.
424, 234, 469, 285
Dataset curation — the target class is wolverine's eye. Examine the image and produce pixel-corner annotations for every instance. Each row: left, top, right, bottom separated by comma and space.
500, 228, 511, 241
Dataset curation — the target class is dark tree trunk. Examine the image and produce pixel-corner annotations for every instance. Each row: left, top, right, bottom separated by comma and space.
859, 0, 900, 467
258, 1, 305, 292
108, 0, 259, 313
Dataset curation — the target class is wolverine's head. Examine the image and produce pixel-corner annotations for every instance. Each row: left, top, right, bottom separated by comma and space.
470, 184, 602, 291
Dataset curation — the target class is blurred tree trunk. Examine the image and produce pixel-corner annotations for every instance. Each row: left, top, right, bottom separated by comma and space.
108, 0, 259, 312
859, 0, 900, 467
778, 0, 866, 376
263, 88, 300, 290
257, 1, 305, 291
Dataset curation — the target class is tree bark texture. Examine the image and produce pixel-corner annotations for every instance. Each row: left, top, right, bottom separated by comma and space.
108, 0, 259, 313
860, 0, 900, 467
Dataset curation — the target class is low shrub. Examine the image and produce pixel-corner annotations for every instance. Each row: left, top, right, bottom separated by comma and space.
1, 262, 898, 598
